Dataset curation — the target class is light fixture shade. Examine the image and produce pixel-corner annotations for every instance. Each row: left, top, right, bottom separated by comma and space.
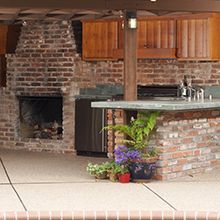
128, 18, 137, 29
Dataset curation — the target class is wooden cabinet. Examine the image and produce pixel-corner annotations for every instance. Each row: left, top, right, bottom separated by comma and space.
82, 13, 220, 61
83, 18, 177, 60
138, 19, 176, 49
0, 55, 6, 87
137, 18, 176, 58
82, 20, 119, 60
177, 13, 220, 60
115, 18, 177, 59
0, 24, 21, 54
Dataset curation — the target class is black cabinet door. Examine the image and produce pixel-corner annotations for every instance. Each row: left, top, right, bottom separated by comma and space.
75, 99, 107, 153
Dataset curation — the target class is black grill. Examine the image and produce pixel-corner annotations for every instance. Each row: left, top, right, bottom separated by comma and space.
138, 85, 178, 98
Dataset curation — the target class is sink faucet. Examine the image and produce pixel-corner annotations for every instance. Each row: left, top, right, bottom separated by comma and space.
197, 88, 205, 101
188, 87, 196, 101
178, 80, 186, 98
178, 76, 194, 100
178, 76, 204, 101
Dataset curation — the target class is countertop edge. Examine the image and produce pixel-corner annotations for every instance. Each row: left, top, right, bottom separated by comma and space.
91, 100, 220, 111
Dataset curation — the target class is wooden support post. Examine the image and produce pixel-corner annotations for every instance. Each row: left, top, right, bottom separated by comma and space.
123, 10, 137, 101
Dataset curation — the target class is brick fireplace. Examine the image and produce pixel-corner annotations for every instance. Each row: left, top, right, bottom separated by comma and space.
0, 21, 79, 153
18, 96, 63, 139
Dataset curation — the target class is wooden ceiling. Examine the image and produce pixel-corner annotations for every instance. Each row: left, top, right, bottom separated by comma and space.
1, 0, 220, 23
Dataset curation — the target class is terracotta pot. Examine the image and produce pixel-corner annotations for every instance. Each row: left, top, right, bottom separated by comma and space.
118, 173, 131, 183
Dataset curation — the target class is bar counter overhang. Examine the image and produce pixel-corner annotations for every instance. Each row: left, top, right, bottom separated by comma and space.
91, 99, 220, 111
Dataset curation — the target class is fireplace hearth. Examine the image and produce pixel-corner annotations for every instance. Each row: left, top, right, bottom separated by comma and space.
18, 96, 63, 139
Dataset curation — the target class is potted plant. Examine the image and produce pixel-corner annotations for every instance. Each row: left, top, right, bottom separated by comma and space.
86, 160, 130, 183
86, 162, 110, 179
105, 160, 119, 182
107, 161, 130, 183
103, 111, 159, 181
113, 145, 141, 183
115, 165, 130, 183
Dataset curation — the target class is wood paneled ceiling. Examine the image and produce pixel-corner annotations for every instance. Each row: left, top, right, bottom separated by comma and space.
1, 0, 220, 23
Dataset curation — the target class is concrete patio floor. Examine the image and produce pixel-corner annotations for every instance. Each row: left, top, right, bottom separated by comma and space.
0, 148, 220, 212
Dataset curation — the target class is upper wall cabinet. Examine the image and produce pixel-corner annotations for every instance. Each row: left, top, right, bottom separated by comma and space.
137, 18, 176, 58
83, 18, 177, 60
138, 18, 176, 49
0, 55, 6, 87
115, 18, 177, 59
82, 20, 119, 60
177, 13, 220, 60
82, 13, 220, 61
0, 24, 21, 54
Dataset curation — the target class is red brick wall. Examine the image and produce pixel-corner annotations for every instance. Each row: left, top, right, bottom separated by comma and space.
137, 59, 219, 86
77, 59, 220, 87
154, 110, 220, 180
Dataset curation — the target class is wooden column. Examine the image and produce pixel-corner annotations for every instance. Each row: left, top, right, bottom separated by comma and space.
123, 10, 137, 101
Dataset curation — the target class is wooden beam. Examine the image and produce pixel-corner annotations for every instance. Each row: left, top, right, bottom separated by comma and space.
123, 10, 137, 101
1, 0, 220, 12
0, 0, 107, 10
108, 0, 220, 12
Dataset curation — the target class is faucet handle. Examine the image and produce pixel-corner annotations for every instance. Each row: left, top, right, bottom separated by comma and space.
179, 80, 184, 87
197, 88, 205, 101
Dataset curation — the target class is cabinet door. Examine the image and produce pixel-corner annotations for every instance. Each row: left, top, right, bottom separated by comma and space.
82, 20, 119, 60
138, 19, 176, 49
177, 18, 209, 59
75, 99, 107, 153
0, 55, 6, 87
115, 18, 177, 59
0, 24, 21, 54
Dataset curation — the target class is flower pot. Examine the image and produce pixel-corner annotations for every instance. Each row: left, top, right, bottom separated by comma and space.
95, 172, 108, 179
118, 173, 130, 183
129, 161, 156, 182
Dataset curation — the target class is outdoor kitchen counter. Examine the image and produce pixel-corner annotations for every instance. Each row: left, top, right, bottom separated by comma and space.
91, 98, 220, 111
92, 98, 220, 180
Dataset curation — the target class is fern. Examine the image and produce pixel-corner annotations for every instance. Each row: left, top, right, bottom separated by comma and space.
103, 111, 159, 152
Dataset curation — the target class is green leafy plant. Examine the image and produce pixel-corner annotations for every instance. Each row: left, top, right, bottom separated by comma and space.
102, 161, 130, 182
107, 161, 129, 174
87, 161, 129, 181
86, 162, 111, 179
103, 111, 159, 154
113, 164, 129, 175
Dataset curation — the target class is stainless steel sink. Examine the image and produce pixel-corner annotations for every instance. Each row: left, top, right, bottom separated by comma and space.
152, 97, 185, 101
139, 97, 185, 101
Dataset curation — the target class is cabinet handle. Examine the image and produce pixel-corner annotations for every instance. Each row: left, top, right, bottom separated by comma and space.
144, 44, 152, 48
101, 109, 106, 152
177, 49, 181, 57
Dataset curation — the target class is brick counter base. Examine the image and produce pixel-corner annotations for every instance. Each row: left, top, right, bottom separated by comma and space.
1, 211, 220, 220
155, 110, 220, 180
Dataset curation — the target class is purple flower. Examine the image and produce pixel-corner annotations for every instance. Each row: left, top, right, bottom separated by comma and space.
114, 146, 141, 165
